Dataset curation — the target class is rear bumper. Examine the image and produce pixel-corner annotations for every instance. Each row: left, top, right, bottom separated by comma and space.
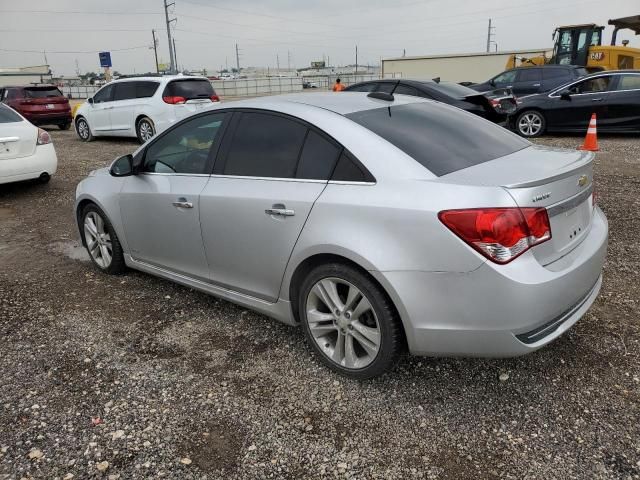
22, 112, 72, 125
0, 144, 57, 185
373, 206, 608, 357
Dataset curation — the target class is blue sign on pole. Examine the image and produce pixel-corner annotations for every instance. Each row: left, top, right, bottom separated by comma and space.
99, 51, 112, 68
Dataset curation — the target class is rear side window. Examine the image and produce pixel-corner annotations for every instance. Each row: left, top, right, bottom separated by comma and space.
346, 103, 529, 177
222, 112, 307, 178
615, 75, 640, 90
376, 83, 396, 93
517, 69, 542, 82
136, 81, 159, 98
163, 79, 214, 100
0, 104, 22, 123
394, 84, 420, 96
113, 82, 136, 101
24, 87, 62, 98
331, 151, 375, 182
296, 130, 341, 180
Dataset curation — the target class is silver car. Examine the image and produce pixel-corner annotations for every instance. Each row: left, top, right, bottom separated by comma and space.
75, 92, 608, 379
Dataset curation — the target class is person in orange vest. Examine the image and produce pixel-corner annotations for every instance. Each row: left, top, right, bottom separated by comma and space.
332, 78, 345, 92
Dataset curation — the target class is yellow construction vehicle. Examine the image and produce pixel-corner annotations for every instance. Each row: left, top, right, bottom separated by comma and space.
505, 15, 640, 71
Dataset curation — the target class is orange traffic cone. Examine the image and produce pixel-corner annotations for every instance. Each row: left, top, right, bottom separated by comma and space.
578, 113, 599, 151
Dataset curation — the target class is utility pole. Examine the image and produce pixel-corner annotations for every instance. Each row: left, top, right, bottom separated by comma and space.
486, 18, 496, 53
235, 43, 241, 73
287, 50, 291, 72
151, 29, 160, 73
276, 53, 280, 73
164, 0, 177, 73
173, 37, 178, 72
355, 45, 358, 75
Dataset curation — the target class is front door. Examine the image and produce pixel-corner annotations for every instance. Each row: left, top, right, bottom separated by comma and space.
547, 75, 613, 131
89, 84, 115, 132
110, 81, 138, 135
200, 111, 342, 302
119, 112, 229, 280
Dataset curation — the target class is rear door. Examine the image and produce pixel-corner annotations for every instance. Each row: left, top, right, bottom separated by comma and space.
513, 68, 542, 95
119, 112, 229, 279
200, 111, 341, 301
541, 68, 573, 92
603, 73, 640, 131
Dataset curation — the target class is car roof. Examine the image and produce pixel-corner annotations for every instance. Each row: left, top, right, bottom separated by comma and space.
219, 91, 429, 115
110, 75, 208, 84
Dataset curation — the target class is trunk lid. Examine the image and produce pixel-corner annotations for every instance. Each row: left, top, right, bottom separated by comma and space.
0, 122, 37, 160
442, 145, 595, 265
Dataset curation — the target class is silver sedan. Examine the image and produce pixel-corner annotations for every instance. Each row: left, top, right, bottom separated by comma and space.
75, 92, 608, 378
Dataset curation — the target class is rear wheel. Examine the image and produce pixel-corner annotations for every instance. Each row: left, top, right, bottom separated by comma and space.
59, 122, 71, 131
76, 117, 93, 142
81, 204, 126, 275
299, 263, 403, 379
136, 117, 155, 144
516, 110, 546, 138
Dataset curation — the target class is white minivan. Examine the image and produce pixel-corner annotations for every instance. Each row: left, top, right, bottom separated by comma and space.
74, 75, 220, 144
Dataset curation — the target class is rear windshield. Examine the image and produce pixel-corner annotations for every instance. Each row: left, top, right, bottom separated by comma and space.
346, 102, 529, 177
427, 81, 478, 99
163, 79, 214, 99
0, 104, 22, 123
24, 87, 63, 98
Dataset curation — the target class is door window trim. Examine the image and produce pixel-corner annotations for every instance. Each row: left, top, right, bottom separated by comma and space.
548, 73, 620, 98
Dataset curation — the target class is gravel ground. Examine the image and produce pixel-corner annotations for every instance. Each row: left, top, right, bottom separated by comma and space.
0, 129, 639, 480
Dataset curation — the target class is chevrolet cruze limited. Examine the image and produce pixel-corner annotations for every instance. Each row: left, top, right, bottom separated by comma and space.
75, 92, 608, 378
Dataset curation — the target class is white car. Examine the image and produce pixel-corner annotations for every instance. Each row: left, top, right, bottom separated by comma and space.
74, 75, 220, 144
0, 104, 57, 185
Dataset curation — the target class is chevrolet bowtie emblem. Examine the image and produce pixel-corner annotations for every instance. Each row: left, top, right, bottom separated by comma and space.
578, 175, 588, 187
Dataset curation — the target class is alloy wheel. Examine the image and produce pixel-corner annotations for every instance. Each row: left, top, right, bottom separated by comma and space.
139, 120, 154, 142
77, 119, 89, 140
84, 211, 113, 269
518, 112, 543, 136
305, 277, 381, 369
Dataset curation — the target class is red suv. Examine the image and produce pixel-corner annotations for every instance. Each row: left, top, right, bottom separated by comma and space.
0, 85, 72, 130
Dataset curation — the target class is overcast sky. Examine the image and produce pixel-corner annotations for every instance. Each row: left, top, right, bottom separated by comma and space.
0, 0, 637, 75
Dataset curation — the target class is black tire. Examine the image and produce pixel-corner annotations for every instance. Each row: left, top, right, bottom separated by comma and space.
38, 173, 51, 184
515, 110, 546, 138
59, 122, 71, 131
75, 117, 93, 142
136, 117, 155, 144
298, 263, 403, 379
80, 204, 126, 275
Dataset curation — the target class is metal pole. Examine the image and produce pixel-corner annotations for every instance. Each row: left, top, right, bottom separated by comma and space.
164, 0, 176, 73
355, 45, 358, 75
235, 43, 240, 72
486, 18, 494, 53
152, 29, 159, 74
173, 37, 178, 72
276, 53, 280, 73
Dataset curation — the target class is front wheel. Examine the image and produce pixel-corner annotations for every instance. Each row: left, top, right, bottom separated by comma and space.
81, 204, 126, 275
59, 122, 71, 131
299, 263, 403, 379
75, 117, 93, 142
516, 110, 546, 138
136, 117, 155, 144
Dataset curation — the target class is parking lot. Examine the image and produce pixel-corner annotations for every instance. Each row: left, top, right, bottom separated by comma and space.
0, 129, 639, 479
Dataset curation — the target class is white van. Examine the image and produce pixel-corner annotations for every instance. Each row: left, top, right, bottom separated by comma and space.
74, 75, 220, 143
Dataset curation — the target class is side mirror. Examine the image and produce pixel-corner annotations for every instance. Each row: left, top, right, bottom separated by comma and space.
559, 90, 572, 100
87, 97, 94, 105
110, 154, 134, 177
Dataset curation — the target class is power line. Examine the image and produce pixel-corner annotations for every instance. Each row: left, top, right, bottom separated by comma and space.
2, 9, 163, 15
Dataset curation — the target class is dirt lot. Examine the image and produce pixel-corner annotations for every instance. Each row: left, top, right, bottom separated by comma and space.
0, 128, 639, 480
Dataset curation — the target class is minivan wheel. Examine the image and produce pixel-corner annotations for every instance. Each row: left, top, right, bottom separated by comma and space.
516, 110, 546, 138
299, 263, 403, 379
136, 117, 155, 144
81, 204, 126, 275
76, 117, 93, 142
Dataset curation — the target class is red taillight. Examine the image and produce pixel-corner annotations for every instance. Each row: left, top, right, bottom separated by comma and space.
438, 207, 551, 264
210, 94, 220, 102
162, 95, 186, 105
36, 128, 51, 146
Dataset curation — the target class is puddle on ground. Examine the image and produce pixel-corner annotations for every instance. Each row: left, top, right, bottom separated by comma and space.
49, 240, 90, 262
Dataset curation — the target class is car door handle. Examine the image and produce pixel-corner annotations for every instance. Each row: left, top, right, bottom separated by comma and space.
532, 83, 541, 87
265, 206, 295, 217
172, 198, 193, 209
591, 97, 604, 102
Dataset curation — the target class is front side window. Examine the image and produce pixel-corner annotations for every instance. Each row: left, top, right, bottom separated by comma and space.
92, 84, 114, 103
222, 112, 307, 178
143, 113, 226, 174
113, 82, 137, 101
570, 76, 611, 94
492, 70, 517, 86
347, 102, 528, 177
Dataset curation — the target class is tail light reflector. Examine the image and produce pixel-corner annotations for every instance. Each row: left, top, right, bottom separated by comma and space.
36, 128, 51, 145
438, 207, 551, 264
163, 95, 186, 104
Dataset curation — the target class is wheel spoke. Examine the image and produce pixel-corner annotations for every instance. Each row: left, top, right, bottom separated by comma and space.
344, 334, 358, 368
351, 295, 372, 320
85, 217, 98, 238
313, 279, 344, 314
307, 310, 337, 338
99, 244, 111, 266
351, 321, 380, 356
95, 214, 104, 234
344, 284, 361, 311
332, 330, 346, 365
